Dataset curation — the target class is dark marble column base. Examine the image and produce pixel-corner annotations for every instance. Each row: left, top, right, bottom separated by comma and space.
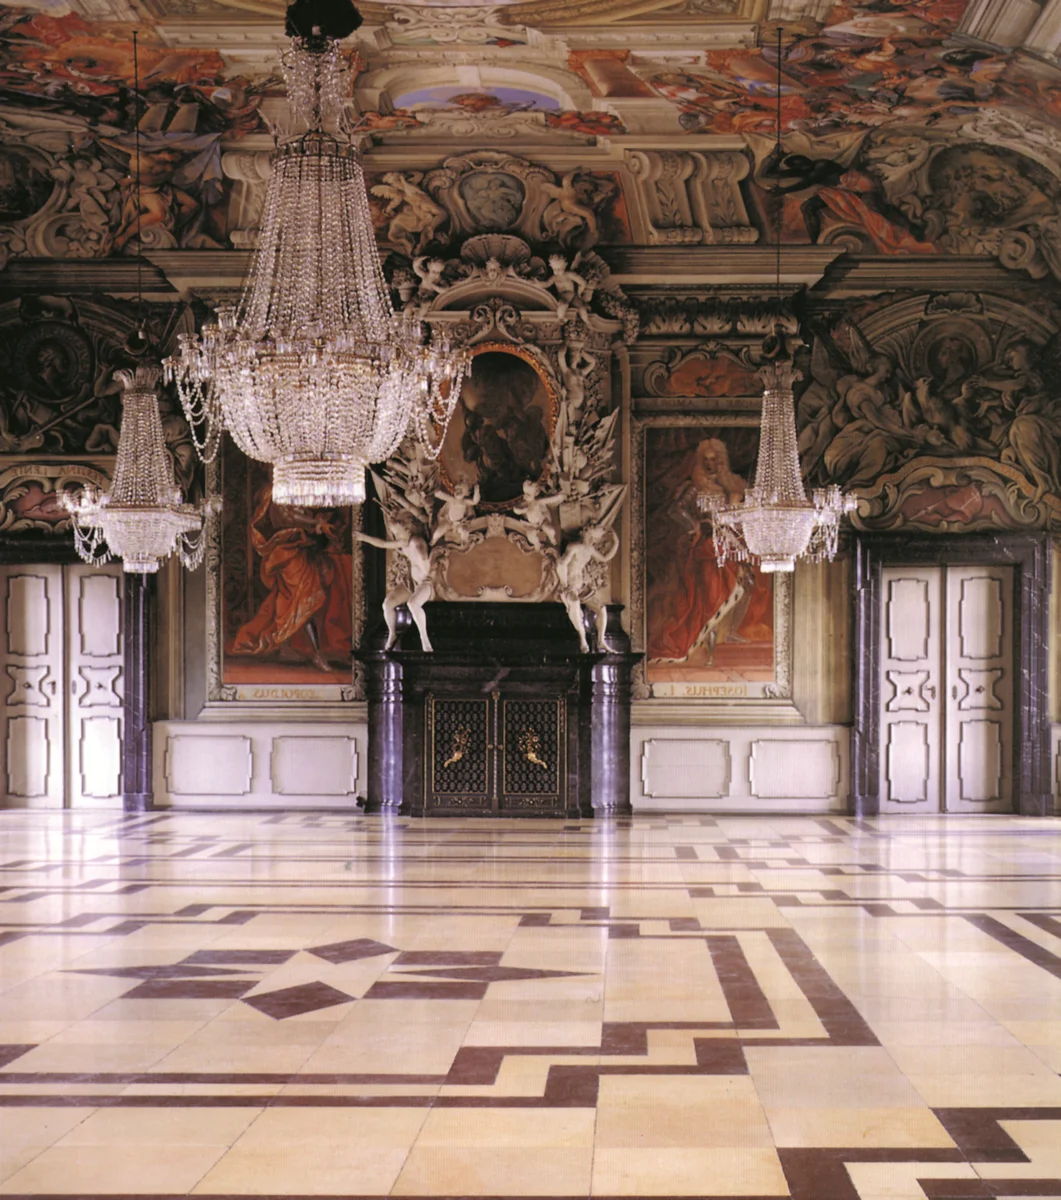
123, 573, 154, 812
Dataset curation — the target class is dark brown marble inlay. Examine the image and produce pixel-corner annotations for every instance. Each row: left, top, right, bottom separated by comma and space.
242, 982, 353, 1019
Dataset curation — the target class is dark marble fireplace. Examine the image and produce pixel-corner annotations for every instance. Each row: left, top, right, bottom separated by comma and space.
356, 602, 640, 817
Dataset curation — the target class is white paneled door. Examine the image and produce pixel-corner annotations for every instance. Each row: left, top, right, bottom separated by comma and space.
0, 564, 124, 808
880, 565, 1013, 813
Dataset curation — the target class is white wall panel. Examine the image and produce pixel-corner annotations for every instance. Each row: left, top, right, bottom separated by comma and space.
749, 739, 840, 800
641, 738, 730, 799
271, 736, 358, 796
165, 734, 253, 797
155, 720, 367, 808
631, 726, 848, 812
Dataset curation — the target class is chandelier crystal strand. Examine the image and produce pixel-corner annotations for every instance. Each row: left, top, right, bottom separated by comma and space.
166, 34, 467, 507
63, 367, 215, 573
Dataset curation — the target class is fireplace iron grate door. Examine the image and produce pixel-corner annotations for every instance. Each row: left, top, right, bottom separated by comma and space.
424, 693, 566, 815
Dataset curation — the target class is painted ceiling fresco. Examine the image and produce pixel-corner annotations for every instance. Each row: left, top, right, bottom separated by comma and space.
634, 1, 1060, 136
0, 0, 1060, 261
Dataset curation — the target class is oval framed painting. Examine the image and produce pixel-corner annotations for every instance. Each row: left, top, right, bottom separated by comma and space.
439, 343, 558, 508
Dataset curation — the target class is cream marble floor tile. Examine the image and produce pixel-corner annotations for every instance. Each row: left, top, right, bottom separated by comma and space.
55, 1106, 263, 1146
868, 1020, 1024, 1047
43, 1017, 210, 1046
746, 1047, 926, 1109
192, 1143, 414, 1195
907, 1072, 1061, 1106
764, 1106, 956, 1148
886, 1042, 1057, 1076
393, 1145, 593, 1196
415, 1106, 595, 1147
3, 1040, 172, 1072
0, 1107, 96, 1162
999, 1019, 1061, 1045
596, 1076, 773, 1148
590, 1146, 788, 1196
464, 1018, 602, 1045
0, 1143, 228, 1195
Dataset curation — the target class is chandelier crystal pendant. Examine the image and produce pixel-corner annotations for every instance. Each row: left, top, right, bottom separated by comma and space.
166, 6, 468, 507
63, 366, 216, 574
699, 26, 855, 574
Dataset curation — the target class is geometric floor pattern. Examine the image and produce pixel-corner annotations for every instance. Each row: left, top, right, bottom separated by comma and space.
0, 810, 1059, 1198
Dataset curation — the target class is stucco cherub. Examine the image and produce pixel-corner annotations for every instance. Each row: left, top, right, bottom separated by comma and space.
432, 478, 480, 545
412, 256, 448, 301
512, 478, 562, 551
547, 254, 592, 324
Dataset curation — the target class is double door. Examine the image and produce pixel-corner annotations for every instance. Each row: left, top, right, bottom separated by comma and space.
0, 564, 124, 808
880, 565, 1013, 812
425, 691, 568, 815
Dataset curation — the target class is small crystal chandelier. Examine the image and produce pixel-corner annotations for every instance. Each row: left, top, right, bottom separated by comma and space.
702, 339, 855, 573
166, 0, 467, 506
700, 28, 855, 573
62, 31, 215, 576
63, 366, 215, 573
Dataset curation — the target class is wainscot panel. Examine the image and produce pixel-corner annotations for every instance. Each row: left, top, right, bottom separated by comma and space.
154, 721, 367, 809
631, 726, 849, 813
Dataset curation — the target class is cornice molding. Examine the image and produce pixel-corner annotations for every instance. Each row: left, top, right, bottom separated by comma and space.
601, 245, 844, 288
0, 259, 175, 298
811, 255, 1026, 299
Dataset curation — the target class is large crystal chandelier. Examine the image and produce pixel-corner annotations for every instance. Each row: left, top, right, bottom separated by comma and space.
166, 1, 467, 506
63, 366, 214, 574
701, 342, 855, 573
700, 27, 855, 573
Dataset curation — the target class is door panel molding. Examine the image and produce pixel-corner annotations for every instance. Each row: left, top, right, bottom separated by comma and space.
854, 532, 1051, 817
885, 577, 931, 661
958, 575, 1004, 660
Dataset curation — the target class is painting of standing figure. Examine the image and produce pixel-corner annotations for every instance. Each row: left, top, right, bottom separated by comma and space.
644, 426, 776, 696
222, 441, 353, 686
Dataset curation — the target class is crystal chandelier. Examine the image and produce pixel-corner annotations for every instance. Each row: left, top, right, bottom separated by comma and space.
62, 31, 215, 576
63, 366, 214, 574
166, 3, 467, 507
700, 28, 855, 573
701, 344, 855, 573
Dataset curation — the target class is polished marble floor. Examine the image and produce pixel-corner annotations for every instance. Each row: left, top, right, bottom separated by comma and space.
0, 811, 1059, 1199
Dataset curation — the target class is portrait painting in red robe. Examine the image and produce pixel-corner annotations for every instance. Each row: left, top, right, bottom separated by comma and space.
645, 427, 775, 690
222, 443, 353, 685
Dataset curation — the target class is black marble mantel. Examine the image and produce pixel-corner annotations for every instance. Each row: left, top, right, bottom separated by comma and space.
356, 602, 641, 818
